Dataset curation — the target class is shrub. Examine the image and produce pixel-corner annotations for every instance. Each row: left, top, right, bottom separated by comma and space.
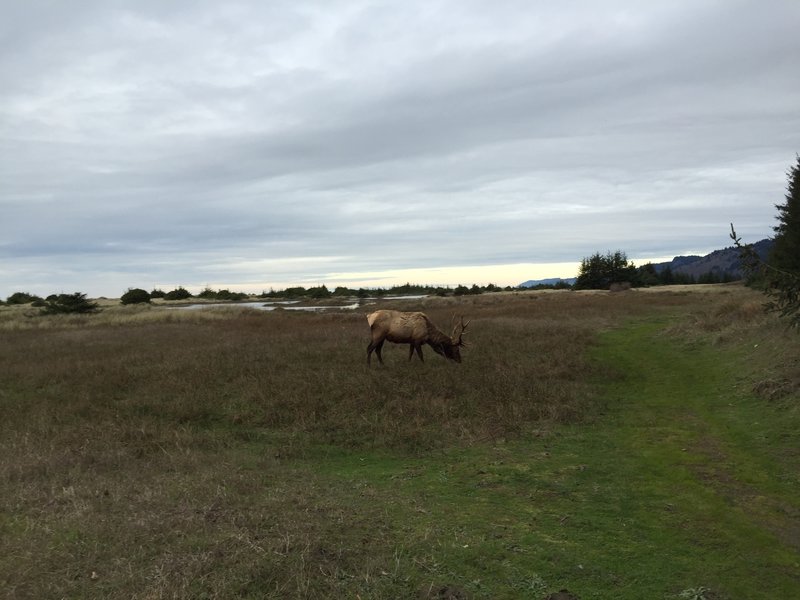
164, 287, 192, 301
216, 289, 248, 301
120, 288, 151, 305
308, 285, 331, 299
283, 286, 308, 298
6, 292, 43, 305
150, 289, 166, 299
41, 292, 98, 314
197, 288, 218, 300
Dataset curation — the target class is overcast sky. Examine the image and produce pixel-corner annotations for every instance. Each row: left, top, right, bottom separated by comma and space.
1, 0, 798, 297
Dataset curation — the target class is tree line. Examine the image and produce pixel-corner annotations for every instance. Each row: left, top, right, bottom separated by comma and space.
572, 250, 739, 291
1, 282, 514, 312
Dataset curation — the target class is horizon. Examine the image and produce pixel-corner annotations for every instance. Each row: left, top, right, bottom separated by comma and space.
3, 250, 742, 299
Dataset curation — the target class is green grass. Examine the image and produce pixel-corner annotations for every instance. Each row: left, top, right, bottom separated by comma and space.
1, 286, 798, 598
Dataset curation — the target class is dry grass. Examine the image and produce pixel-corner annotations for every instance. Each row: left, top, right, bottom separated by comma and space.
0, 288, 707, 449
663, 284, 800, 401
0, 288, 753, 441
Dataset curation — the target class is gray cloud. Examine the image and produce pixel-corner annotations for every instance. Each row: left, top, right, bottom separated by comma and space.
1, 0, 798, 296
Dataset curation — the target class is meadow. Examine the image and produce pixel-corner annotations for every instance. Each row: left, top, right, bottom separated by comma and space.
1, 285, 798, 599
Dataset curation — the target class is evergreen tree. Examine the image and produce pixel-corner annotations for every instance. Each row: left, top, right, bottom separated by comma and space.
636, 263, 661, 286
764, 156, 800, 326
575, 250, 637, 290
575, 252, 607, 289
731, 156, 800, 327
770, 156, 800, 274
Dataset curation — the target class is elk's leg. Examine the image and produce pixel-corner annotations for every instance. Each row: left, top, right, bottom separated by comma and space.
414, 343, 424, 362
367, 334, 386, 365
408, 344, 415, 361
367, 340, 381, 365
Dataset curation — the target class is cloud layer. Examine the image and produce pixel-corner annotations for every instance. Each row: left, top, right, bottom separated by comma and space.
2, 1, 799, 296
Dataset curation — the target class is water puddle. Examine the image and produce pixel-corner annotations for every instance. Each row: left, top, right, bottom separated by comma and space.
167, 294, 427, 312
169, 301, 361, 312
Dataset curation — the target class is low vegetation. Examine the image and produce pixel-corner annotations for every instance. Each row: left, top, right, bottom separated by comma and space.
1, 285, 797, 598
39, 292, 99, 314
120, 288, 151, 305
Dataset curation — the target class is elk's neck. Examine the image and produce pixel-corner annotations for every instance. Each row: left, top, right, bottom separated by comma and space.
427, 325, 452, 345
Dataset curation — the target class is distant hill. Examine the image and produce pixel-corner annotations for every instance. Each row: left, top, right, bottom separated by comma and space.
518, 239, 773, 288
651, 239, 773, 279
518, 277, 577, 288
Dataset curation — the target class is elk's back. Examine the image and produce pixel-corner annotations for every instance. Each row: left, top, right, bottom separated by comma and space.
367, 310, 429, 341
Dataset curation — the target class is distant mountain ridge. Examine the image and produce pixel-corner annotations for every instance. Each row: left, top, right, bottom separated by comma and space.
518, 239, 773, 287
651, 238, 773, 279
518, 277, 577, 288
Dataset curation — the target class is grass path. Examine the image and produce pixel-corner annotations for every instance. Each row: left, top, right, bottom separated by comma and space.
313, 318, 800, 599
574, 320, 800, 597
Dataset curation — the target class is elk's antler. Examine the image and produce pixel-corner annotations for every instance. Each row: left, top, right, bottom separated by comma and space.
456, 316, 470, 346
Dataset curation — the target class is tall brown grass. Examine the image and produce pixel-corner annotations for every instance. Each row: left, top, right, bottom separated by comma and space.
0, 290, 690, 453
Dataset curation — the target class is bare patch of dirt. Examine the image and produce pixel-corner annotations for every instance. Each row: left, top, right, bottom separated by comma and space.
687, 434, 800, 552
752, 377, 798, 401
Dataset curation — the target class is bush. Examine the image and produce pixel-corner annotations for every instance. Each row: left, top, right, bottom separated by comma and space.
164, 287, 192, 301
150, 289, 166, 299
216, 289, 248, 301
308, 285, 331, 299
6, 292, 43, 305
41, 292, 98, 314
197, 288, 218, 300
283, 286, 307, 298
120, 288, 151, 305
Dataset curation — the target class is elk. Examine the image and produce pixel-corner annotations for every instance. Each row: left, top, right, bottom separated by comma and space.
366, 310, 469, 365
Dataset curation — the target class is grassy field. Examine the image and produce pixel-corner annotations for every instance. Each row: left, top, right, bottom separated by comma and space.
1, 285, 798, 599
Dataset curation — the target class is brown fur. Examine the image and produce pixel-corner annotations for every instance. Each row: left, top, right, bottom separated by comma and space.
366, 310, 468, 365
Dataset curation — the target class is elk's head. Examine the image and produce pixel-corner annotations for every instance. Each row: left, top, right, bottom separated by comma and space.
443, 316, 470, 363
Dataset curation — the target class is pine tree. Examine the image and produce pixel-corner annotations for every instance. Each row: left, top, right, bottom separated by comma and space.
770, 156, 800, 274
575, 250, 637, 290
731, 156, 800, 327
